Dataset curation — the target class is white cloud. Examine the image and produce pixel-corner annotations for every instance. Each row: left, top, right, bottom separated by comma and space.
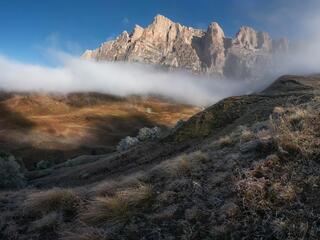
1, 2, 320, 107
0, 52, 258, 106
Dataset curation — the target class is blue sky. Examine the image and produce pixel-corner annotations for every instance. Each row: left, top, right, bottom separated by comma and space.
0, 0, 318, 65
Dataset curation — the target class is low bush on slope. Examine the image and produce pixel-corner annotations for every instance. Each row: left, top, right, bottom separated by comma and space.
117, 127, 162, 152
0, 152, 26, 189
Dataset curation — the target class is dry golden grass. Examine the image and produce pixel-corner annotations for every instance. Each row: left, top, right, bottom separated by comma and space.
81, 196, 130, 225
218, 135, 233, 147
149, 151, 209, 179
192, 150, 210, 163
235, 151, 298, 212
236, 177, 270, 211
256, 129, 272, 142
81, 183, 153, 225
177, 154, 191, 174
240, 129, 255, 142
271, 182, 297, 202
233, 101, 320, 238
91, 174, 142, 197
0, 94, 200, 168
271, 104, 320, 159
24, 188, 80, 216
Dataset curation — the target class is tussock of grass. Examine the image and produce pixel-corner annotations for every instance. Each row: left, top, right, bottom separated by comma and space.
177, 154, 191, 174
24, 188, 80, 217
250, 154, 280, 178
218, 135, 233, 147
236, 153, 298, 212
256, 129, 272, 142
191, 150, 210, 163
149, 151, 209, 178
271, 182, 297, 202
240, 129, 255, 142
81, 183, 153, 225
234, 101, 320, 238
176, 151, 209, 175
92, 174, 142, 197
236, 177, 270, 211
82, 195, 130, 225
271, 103, 320, 159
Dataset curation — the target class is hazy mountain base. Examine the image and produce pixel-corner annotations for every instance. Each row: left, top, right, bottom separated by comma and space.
0, 75, 320, 239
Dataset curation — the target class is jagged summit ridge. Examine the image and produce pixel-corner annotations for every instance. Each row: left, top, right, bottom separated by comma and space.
83, 14, 289, 79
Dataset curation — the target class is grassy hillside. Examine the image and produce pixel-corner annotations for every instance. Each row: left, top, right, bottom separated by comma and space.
0, 75, 319, 239
0, 93, 199, 169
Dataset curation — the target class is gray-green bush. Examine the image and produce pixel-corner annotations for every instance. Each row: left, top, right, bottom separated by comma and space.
137, 127, 161, 141
117, 136, 140, 152
36, 160, 54, 170
117, 127, 162, 152
0, 153, 26, 189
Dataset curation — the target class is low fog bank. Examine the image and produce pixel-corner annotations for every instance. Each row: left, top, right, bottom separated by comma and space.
273, 38, 320, 77
1, 2, 320, 107
2, 12, 320, 107
0, 45, 319, 107
0, 54, 260, 106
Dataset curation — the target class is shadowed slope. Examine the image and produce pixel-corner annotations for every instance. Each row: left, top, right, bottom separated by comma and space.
29, 75, 320, 188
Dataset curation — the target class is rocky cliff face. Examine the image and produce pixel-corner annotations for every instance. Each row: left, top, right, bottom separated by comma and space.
83, 15, 289, 79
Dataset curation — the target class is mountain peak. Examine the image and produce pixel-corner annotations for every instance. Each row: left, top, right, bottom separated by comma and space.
152, 14, 173, 26
83, 16, 289, 79
207, 22, 225, 38
234, 26, 272, 50
131, 24, 144, 40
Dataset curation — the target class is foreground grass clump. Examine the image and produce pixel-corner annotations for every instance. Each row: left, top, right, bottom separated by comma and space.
148, 151, 209, 179
234, 102, 320, 239
24, 188, 80, 218
239, 128, 255, 143
217, 135, 234, 147
81, 183, 153, 225
175, 151, 209, 176
271, 103, 320, 160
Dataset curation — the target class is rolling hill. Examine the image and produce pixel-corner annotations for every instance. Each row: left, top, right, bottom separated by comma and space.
1, 75, 319, 239
0, 92, 199, 169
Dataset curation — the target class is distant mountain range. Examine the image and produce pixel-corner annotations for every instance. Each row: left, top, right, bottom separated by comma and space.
83, 14, 289, 79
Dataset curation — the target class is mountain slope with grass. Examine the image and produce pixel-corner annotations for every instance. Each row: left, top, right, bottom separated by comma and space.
0, 93, 199, 170
0, 75, 320, 239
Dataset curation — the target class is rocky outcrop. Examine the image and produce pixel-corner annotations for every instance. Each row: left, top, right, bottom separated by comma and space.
83, 14, 289, 79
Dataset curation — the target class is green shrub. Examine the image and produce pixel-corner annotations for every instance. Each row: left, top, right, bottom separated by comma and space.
137, 127, 161, 141
36, 160, 53, 170
116, 136, 140, 152
117, 127, 162, 152
0, 153, 25, 189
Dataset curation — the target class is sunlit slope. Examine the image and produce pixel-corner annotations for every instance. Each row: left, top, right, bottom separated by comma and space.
0, 92, 199, 169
